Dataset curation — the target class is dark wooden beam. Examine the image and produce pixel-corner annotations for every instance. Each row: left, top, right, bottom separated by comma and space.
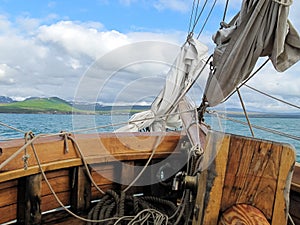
17, 173, 42, 225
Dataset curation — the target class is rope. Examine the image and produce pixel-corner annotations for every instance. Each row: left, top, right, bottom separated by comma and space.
196, 0, 218, 39
187, 0, 198, 35
67, 135, 105, 194
288, 213, 296, 225
72, 108, 196, 134
221, 58, 270, 103
244, 84, 300, 110
236, 88, 255, 137
222, 0, 230, 22
29, 139, 120, 223
23, 131, 35, 170
207, 110, 300, 141
189, 0, 209, 34
87, 190, 177, 225
0, 121, 27, 134
122, 135, 160, 192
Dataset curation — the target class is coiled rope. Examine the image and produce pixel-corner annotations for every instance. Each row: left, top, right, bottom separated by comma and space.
87, 189, 177, 225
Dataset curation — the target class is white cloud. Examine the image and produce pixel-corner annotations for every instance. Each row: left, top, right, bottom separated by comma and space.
0, 15, 185, 102
0, 4, 299, 111
37, 20, 126, 60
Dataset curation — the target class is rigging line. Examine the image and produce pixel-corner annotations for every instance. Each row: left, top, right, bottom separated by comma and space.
0, 121, 26, 134
122, 134, 161, 193
187, 0, 197, 34
222, 0, 230, 22
221, 58, 270, 103
190, 0, 209, 34
164, 57, 211, 117
207, 110, 300, 141
67, 135, 105, 194
29, 141, 121, 223
192, 0, 201, 31
244, 84, 300, 110
196, 0, 218, 39
72, 108, 196, 133
236, 88, 255, 137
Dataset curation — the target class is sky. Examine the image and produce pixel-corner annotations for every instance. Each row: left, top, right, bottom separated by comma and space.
0, 0, 300, 112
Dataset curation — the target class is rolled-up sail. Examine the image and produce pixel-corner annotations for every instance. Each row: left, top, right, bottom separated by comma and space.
204, 0, 300, 107
116, 38, 208, 132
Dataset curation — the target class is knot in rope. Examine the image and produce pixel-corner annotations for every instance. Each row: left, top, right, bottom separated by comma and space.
23, 131, 35, 170
191, 144, 203, 156
60, 131, 72, 154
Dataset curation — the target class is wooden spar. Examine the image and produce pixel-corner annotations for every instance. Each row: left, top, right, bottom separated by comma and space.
17, 173, 42, 224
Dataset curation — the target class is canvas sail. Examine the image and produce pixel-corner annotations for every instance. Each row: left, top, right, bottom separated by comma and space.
204, 0, 300, 107
116, 38, 208, 132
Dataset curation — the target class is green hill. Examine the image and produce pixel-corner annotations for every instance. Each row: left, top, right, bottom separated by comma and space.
0, 97, 78, 114
0, 97, 150, 114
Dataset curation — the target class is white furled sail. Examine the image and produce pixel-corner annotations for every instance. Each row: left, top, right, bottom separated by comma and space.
204, 0, 300, 107
116, 38, 208, 132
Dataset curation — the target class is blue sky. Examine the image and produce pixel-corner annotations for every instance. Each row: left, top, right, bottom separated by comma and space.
0, 0, 299, 112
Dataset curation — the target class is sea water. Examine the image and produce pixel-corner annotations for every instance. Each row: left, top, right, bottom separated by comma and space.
0, 113, 299, 162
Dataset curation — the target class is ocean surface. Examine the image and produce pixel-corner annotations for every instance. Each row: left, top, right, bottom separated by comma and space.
0, 113, 299, 162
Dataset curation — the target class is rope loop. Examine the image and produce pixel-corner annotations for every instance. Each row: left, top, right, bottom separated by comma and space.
191, 144, 203, 156
59, 131, 72, 154
23, 131, 35, 170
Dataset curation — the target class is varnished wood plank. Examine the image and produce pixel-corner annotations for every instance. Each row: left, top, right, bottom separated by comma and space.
0, 183, 17, 207
91, 167, 116, 185
0, 181, 18, 224
0, 204, 17, 224
40, 170, 71, 213
225, 138, 266, 209
271, 144, 295, 225
221, 136, 252, 209
252, 142, 281, 219
41, 191, 70, 212
0, 158, 82, 183
41, 171, 70, 196
193, 132, 296, 225
218, 204, 270, 225
192, 131, 230, 225
202, 133, 230, 225
0, 132, 182, 181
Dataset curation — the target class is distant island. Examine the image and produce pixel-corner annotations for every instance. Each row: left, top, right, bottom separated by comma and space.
0, 96, 299, 117
0, 96, 150, 114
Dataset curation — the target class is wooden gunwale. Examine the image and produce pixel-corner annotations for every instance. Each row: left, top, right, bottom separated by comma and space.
0, 132, 183, 182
